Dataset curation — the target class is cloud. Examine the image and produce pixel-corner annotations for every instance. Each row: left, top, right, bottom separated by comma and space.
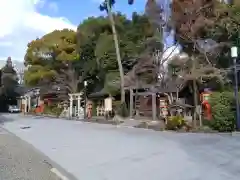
162, 44, 181, 68
0, 0, 76, 61
0, 41, 13, 47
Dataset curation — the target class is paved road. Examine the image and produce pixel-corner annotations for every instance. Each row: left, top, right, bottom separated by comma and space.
1, 114, 240, 180
0, 127, 59, 180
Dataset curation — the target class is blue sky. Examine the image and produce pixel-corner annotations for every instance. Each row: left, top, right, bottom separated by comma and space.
0, 0, 176, 65
0, 0, 147, 62
38, 0, 146, 25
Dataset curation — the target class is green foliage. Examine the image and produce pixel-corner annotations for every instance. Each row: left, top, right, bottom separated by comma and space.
208, 2, 240, 46
91, 101, 97, 116
103, 71, 120, 95
95, 33, 118, 70
209, 91, 234, 107
112, 100, 121, 110
206, 1, 240, 70
208, 91, 236, 132
24, 65, 56, 86
208, 104, 235, 132
166, 116, 185, 130
117, 102, 129, 117
76, 12, 155, 95
0, 59, 19, 97
28, 108, 36, 114
43, 105, 63, 117
52, 106, 63, 116
43, 105, 52, 114
24, 12, 156, 97
24, 29, 78, 87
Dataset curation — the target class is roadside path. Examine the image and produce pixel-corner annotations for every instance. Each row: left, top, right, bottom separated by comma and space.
0, 127, 62, 180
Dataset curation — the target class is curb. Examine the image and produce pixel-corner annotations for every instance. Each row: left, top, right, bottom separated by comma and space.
232, 131, 240, 136
21, 114, 240, 136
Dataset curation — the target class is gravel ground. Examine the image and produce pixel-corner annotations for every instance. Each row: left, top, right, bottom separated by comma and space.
0, 128, 59, 180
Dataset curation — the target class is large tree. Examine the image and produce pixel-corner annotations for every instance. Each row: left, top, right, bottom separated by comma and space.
76, 12, 155, 95
168, 0, 236, 126
0, 57, 19, 109
128, 0, 235, 126
25, 12, 159, 101
24, 29, 81, 99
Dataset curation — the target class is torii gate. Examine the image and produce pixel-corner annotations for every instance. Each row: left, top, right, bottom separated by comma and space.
69, 92, 84, 118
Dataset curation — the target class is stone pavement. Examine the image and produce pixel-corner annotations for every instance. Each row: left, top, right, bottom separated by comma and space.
1, 113, 240, 180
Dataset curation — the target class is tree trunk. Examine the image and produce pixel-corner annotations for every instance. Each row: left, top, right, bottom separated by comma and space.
106, 2, 125, 103
192, 56, 198, 128
193, 78, 198, 128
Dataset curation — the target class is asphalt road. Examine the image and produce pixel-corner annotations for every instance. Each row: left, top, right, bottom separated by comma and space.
0, 127, 59, 180
2, 114, 240, 180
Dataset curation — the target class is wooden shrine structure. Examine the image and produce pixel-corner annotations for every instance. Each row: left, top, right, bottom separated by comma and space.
122, 54, 194, 121
125, 78, 193, 121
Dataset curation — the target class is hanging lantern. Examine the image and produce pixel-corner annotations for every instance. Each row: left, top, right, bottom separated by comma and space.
201, 89, 212, 104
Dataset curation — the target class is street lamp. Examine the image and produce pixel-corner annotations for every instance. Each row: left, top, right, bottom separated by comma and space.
84, 81, 88, 119
231, 46, 240, 130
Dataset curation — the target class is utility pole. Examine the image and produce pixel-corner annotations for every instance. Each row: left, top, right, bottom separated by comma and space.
231, 46, 240, 130
84, 81, 88, 119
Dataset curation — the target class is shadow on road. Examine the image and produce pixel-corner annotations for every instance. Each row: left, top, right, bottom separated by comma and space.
0, 113, 17, 125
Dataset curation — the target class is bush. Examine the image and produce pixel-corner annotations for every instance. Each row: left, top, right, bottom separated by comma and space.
208, 91, 236, 132
112, 100, 121, 110
91, 101, 97, 116
43, 105, 63, 117
29, 108, 36, 114
117, 102, 129, 117
209, 91, 234, 107
43, 105, 52, 114
166, 116, 185, 130
51, 106, 63, 116
209, 104, 235, 132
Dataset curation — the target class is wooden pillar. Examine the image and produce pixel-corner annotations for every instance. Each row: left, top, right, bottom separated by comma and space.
130, 89, 133, 119
37, 96, 40, 106
28, 95, 31, 111
77, 95, 81, 118
69, 95, 73, 118
24, 96, 27, 113
152, 93, 156, 121
135, 88, 139, 117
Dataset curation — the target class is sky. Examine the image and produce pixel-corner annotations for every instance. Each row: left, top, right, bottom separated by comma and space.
0, 0, 176, 62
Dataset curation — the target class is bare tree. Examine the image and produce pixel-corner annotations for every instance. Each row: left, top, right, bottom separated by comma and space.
37, 61, 82, 102
167, 0, 229, 126
143, 0, 230, 127
57, 62, 83, 94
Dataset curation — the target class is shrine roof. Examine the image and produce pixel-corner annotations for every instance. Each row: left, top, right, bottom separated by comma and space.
169, 102, 193, 109
88, 89, 108, 98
